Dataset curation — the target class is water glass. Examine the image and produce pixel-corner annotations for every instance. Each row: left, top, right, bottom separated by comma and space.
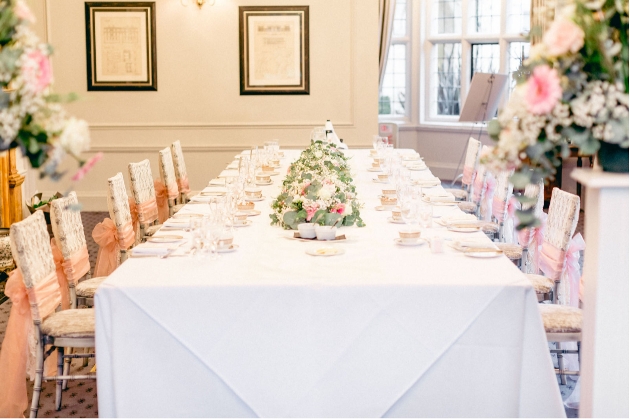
419, 204, 433, 229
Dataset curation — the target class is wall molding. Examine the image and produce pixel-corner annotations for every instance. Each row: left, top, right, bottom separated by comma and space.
91, 144, 371, 153
89, 121, 356, 130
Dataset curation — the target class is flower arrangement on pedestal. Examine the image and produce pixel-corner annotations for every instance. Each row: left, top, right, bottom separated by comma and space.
0, 0, 96, 180
270, 141, 365, 229
482, 0, 628, 228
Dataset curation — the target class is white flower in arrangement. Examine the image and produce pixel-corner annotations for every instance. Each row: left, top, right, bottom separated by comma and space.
59, 117, 91, 157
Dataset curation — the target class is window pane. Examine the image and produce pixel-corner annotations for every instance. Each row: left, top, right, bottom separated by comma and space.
468, 0, 500, 33
379, 44, 407, 115
431, 43, 461, 116
507, 0, 530, 34
392, 0, 407, 37
433, 0, 462, 35
471, 43, 500, 75
508, 42, 530, 93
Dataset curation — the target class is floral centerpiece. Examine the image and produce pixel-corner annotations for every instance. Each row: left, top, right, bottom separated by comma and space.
482, 0, 628, 227
0, 0, 95, 179
270, 140, 365, 229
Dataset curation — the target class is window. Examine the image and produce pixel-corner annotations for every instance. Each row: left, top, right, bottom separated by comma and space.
379, 0, 530, 124
379, 0, 410, 116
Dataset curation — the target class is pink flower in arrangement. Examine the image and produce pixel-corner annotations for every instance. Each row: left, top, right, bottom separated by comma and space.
525, 66, 562, 114
22, 50, 52, 93
14, 0, 36, 23
331, 203, 345, 214
301, 181, 311, 196
305, 206, 318, 221
542, 17, 585, 57
72, 152, 103, 182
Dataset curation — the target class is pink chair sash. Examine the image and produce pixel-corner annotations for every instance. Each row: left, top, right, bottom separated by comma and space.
539, 233, 586, 307
93, 218, 134, 277
472, 172, 484, 203
462, 166, 474, 185
0, 269, 60, 417
50, 240, 90, 310
177, 176, 190, 195
518, 212, 547, 274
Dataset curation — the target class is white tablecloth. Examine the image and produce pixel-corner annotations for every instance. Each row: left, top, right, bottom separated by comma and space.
95, 149, 565, 417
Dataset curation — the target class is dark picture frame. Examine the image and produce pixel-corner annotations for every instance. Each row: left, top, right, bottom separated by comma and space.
239, 6, 309, 95
85, 2, 157, 91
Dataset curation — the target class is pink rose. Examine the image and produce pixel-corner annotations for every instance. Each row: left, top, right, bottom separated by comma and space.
525, 66, 562, 114
542, 18, 584, 57
72, 152, 103, 182
22, 50, 52, 93
305, 206, 317, 221
14, 1, 36, 23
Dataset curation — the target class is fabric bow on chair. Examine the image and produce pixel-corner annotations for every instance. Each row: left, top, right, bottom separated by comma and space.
0, 269, 60, 417
462, 166, 474, 185
479, 174, 496, 221
92, 218, 134, 277
50, 239, 90, 310
154, 179, 177, 223
177, 175, 190, 195
540, 233, 586, 307
518, 212, 547, 274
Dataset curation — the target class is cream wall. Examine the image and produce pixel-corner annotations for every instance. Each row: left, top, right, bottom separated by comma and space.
31, 0, 379, 210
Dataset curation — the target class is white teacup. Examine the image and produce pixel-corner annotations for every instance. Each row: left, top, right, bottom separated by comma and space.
218, 233, 234, 249
245, 188, 263, 198
234, 212, 249, 223
297, 223, 316, 239
380, 196, 397, 207
377, 174, 389, 182
256, 174, 271, 183
315, 225, 337, 241
391, 209, 402, 221
382, 188, 396, 196
399, 229, 421, 244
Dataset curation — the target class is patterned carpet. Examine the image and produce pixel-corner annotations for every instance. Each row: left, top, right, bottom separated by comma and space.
0, 211, 581, 417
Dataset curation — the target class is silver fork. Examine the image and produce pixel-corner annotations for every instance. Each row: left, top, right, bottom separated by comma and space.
158, 241, 187, 259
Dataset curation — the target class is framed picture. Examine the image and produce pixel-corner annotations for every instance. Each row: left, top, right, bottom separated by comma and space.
85, 2, 157, 91
239, 6, 309, 95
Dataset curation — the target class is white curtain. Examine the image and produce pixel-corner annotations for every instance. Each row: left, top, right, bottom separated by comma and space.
379, 0, 396, 89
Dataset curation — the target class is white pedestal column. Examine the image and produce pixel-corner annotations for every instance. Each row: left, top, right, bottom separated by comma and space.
571, 169, 629, 418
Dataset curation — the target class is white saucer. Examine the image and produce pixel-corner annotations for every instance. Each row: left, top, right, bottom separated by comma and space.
394, 238, 426, 247
240, 209, 261, 216
256, 181, 273, 186
149, 235, 184, 243
408, 166, 428, 171
266, 171, 280, 176
244, 196, 265, 202
464, 250, 502, 258
447, 226, 481, 233
231, 220, 253, 228
387, 217, 406, 224
375, 205, 397, 211
367, 167, 383, 172
217, 244, 239, 253
306, 247, 346, 256
373, 179, 389, 183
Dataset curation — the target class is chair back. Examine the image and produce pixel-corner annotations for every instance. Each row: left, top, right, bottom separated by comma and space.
9, 211, 56, 290
492, 170, 514, 221
462, 137, 482, 186
545, 188, 580, 252
171, 140, 188, 183
158, 147, 178, 199
50, 192, 86, 260
107, 172, 134, 237
128, 159, 156, 206
522, 180, 545, 216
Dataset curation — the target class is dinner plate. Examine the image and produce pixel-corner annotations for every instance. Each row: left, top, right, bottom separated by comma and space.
464, 250, 502, 258
394, 238, 427, 247
148, 235, 184, 243
373, 179, 389, 184
305, 247, 346, 257
367, 167, 382, 172
172, 213, 203, 219
387, 217, 406, 224
447, 226, 480, 233
217, 244, 239, 253
375, 205, 397, 211
266, 171, 280, 176
231, 220, 253, 228
200, 191, 227, 196
244, 196, 265, 202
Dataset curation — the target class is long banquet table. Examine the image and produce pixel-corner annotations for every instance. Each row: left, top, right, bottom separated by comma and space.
95, 148, 565, 417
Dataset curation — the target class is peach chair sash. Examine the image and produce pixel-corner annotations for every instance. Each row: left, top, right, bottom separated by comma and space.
539, 233, 586, 307
517, 212, 547, 274
154, 179, 176, 223
134, 197, 159, 226
93, 218, 134, 277
0, 269, 60, 418
177, 175, 190, 195
462, 166, 475, 185
127, 197, 139, 234
50, 240, 90, 310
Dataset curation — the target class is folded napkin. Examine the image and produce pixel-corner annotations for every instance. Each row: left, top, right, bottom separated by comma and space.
451, 240, 498, 252
415, 177, 441, 186
218, 170, 239, 178
201, 187, 228, 194
407, 162, 427, 170
209, 178, 226, 186
423, 190, 455, 201
226, 163, 239, 170
190, 195, 215, 203
131, 242, 182, 256
162, 218, 191, 229
440, 213, 477, 225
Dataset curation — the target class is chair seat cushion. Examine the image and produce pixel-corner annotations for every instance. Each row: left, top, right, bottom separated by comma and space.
75, 277, 107, 298
538, 304, 582, 333
457, 201, 477, 214
495, 243, 522, 260
480, 223, 499, 233
526, 274, 554, 294
443, 188, 467, 200
145, 224, 162, 236
41, 309, 95, 339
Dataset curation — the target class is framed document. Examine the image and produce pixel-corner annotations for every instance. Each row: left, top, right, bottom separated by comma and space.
239, 6, 309, 95
85, 2, 157, 91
